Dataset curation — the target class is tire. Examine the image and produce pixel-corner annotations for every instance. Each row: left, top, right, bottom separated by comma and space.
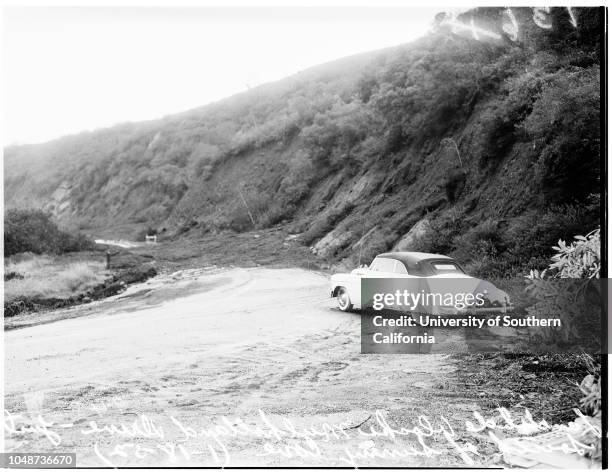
336, 287, 353, 312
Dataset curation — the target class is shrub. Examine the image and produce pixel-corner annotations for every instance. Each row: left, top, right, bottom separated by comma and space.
4, 209, 94, 257
300, 100, 378, 168
356, 71, 377, 103
188, 143, 223, 180
258, 202, 294, 228
215, 189, 294, 231
277, 152, 315, 206
548, 228, 600, 278
444, 170, 467, 203
383, 125, 404, 155
502, 204, 597, 271
524, 229, 601, 351
452, 219, 502, 257
411, 209, 464, 255
4, 271, 24, 281
523, 67, 600, 202
226, 206, 254, 232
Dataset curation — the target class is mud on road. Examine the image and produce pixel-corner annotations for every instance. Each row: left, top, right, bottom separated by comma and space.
5, 266, 530, 467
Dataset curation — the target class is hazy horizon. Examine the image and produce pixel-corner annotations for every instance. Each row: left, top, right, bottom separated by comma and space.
3, 6, 446, 146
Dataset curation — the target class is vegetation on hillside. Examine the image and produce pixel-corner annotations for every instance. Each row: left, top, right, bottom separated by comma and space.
4, 7, 602, 278
4, 209, 93, 257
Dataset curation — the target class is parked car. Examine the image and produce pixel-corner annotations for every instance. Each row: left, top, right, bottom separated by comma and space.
329, 251, 511, 313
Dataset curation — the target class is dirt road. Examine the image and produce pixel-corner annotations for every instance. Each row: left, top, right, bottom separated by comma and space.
4, 267, 493, 467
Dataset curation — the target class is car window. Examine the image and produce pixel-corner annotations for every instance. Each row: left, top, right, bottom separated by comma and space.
381, 258, 397, 272
370, 257, 395, 272
431, 261, 463, 274
393, 260, 408, 274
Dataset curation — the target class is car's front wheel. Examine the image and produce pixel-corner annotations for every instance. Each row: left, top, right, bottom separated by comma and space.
336, 287, 353, 312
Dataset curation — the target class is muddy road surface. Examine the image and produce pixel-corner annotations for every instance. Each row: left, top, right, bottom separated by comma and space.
5, 267, 493, 467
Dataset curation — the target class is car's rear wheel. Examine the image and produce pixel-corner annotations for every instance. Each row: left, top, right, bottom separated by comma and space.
336, 287, 353, 312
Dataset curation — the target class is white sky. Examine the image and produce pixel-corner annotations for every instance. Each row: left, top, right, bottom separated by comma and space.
2, 6, 444, 145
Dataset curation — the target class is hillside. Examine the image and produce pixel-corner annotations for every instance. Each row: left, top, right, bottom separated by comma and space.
4, 7, 602, 277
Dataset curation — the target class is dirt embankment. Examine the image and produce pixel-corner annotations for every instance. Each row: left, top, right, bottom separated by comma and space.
4, 248, 157, 319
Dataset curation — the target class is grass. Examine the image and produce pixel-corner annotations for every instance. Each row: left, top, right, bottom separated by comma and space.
4, 254, 108, 302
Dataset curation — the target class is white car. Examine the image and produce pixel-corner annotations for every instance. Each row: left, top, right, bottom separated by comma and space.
330, 251, 511, 313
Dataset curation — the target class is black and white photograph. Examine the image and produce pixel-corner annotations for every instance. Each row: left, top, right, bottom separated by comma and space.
1, 2, 607, 469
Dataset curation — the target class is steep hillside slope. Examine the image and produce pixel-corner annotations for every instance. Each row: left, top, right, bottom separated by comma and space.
5, 7, 602, 277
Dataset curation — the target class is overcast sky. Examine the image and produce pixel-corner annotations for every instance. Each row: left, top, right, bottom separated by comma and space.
2, 6, 444, 145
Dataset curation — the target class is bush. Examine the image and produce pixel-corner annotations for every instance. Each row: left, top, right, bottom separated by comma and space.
300, 100, 377, 168
548, 228, 600, 278
383, 125, 404, 155
220, 201, 255, 232
411, 209, 464, 256
524, 229, 601, 351
258, 202, 293, 228
502, 204, 597, 271
4, 271, 24, 281
444, 170, 467, 203
522, 67, 600, 202
4, 209, 94, 257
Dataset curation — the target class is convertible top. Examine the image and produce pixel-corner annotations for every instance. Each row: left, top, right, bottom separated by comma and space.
375, 252, 463, 275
